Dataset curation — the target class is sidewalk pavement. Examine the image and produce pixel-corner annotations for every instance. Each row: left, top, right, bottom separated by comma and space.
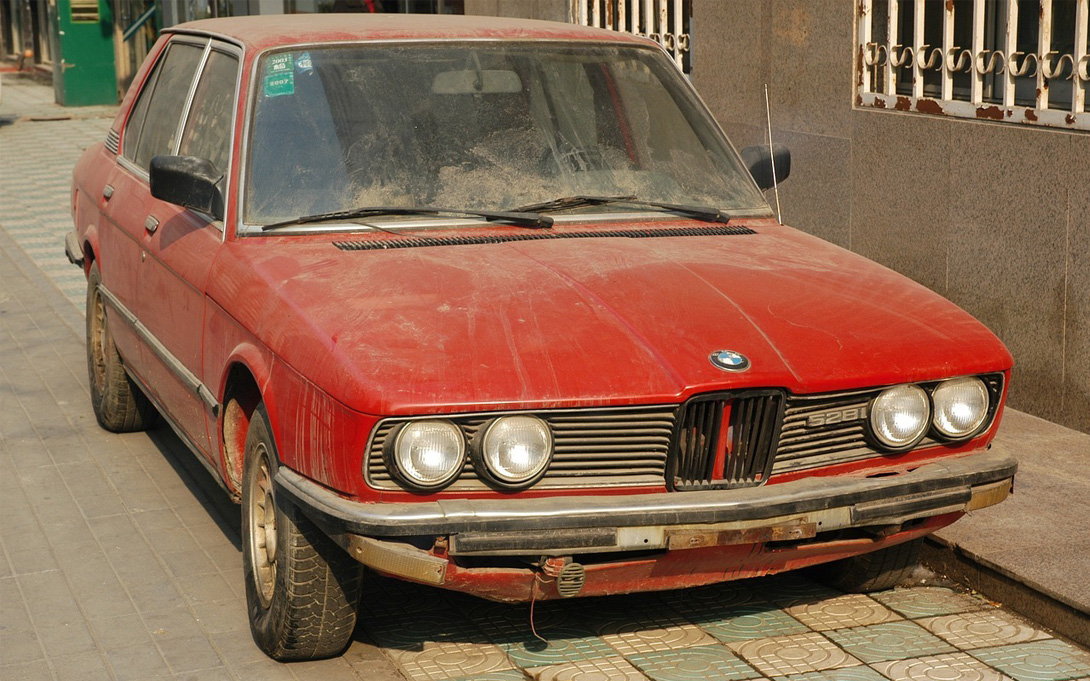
2, 72, 1089, 680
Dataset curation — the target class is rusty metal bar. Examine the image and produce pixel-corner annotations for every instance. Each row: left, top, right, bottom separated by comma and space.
860, 0, 874, 94
644, 0, 653, 38
591, 0, 600, 28
942, 0, 955, 100
578, 0, 588, 27
914, 0, 926, 98
972, 0, 985, 104
671, 0, 682, 67
1077, 0, 1089, 112
617, 0, 626, 32
1003, 0, 1018, 108
1038, 0, 1052, 109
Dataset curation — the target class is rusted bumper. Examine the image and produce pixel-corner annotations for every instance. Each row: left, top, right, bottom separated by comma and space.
276, 450, 1015, 598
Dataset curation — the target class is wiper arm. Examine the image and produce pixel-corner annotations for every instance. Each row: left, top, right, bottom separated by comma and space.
513, 195, 731, 224
261, 205, 552, 231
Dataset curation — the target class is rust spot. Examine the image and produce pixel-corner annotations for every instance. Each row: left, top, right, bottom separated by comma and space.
1067, 114, 1077, 125
895, 96, 912, 111
916, 98, 945, 115
856, 45, 865, 88
946, 0, 954, 10
975, 105, 1004, 120
874, 97, 887, 109
856, 94, 864, 106
858, 1, 866, 17
1025, 109, 1038, 121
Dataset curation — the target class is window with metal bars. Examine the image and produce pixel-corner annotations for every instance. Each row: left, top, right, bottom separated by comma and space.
574, 0, 692, 74
858, 0, 1088, 130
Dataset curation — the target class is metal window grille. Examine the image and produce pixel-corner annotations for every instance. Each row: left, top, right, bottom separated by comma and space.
575, 0, 692, 73
857, 0, 1088, 130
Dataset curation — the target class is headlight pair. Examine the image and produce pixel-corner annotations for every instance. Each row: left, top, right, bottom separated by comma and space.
385, 415, 553, 492
870, 376, 991, 451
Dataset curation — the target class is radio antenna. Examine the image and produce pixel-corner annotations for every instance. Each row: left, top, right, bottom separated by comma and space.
764, 83, 782, 225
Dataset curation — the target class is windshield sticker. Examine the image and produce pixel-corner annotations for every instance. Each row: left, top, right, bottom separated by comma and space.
264, 52, 295, 97
295, 52, 313, 73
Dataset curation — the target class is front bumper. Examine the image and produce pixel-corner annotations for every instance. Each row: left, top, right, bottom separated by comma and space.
277, 450, 1015, 555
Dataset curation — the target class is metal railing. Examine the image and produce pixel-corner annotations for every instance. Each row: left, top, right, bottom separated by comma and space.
857, 0, 1088, 130
575, 0, 691, 73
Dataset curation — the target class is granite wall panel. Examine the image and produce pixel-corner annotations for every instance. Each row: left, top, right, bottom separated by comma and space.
772, 130, 853, 249
1063, 136, 1090, 431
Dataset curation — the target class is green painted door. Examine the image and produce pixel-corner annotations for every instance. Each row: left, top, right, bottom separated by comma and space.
51, 0, 116, 106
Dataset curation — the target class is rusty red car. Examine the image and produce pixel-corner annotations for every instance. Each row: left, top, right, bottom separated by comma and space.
67, 14, 1017, 661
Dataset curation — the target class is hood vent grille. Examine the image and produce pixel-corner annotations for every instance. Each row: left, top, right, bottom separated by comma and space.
333, 224, 756, 251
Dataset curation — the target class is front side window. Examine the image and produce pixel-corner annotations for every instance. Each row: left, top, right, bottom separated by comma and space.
245, 43, 767, 226
178, 49, 239, 176
131, 42, 205, 170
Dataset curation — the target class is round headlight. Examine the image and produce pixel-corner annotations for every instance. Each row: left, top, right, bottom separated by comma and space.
390, 420, 465, 490
932, 377, 989, 439
478, 415, 553, 487
870, 384, 930, 450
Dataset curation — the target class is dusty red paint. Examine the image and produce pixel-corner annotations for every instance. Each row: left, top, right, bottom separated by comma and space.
976, 105, 1005, 121
426, 513, 960, 602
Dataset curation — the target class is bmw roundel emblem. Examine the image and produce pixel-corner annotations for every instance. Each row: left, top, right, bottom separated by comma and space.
710, 350, 750, 372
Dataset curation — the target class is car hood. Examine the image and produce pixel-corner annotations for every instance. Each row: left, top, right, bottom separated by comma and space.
212, 219, 1011, 415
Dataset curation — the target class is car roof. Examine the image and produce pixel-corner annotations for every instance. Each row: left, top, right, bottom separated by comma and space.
169, 14, 654, 52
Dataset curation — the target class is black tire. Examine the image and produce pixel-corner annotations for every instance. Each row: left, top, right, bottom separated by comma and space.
809, 538, 922, 593
242, 404, 363, 660
85, 263, 156, 432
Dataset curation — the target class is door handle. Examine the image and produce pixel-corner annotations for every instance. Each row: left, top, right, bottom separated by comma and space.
102, 184, 114, 200
144, 216, 160, 234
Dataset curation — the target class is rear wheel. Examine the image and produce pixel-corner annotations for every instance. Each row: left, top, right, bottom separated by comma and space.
809, 538, 922, 593
85, 263, 156, 432
242, 404, 363, 660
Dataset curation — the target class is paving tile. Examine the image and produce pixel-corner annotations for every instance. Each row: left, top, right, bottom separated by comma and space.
773, 667, 888, 681
871, 587, 991, 619
529, 655, 647, 681
601, 622, 717, 657
157, 634, 225, 674
784, 595, 901, 632
660, 581, 770, 621
969, 640, 1090, 681
502, 625, 618, 668
50, 650, 114, 681
826, 621, 955, 664
872, 652, 1014, 681
761, 575, 844, 608
918, 611, 1052, 650
731, 632, 860, 676
448, 672, 528, 681
390, 640, 515, 681
364, 610, 483, 652
626, 644, 763, 680
0, 659, 54, 681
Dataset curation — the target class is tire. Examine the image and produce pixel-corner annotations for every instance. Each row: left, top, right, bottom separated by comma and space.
242, 404, 363, 661
809, 538, 922, 593
85, 263, 156, 432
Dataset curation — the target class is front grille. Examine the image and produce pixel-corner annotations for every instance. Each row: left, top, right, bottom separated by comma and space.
773, 374, 1005, 474
366, 405, 676, 491
669, 391, 785, 490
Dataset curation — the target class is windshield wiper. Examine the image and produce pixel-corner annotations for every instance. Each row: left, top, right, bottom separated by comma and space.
513, 195, 732, 224
261, 205, 553, 231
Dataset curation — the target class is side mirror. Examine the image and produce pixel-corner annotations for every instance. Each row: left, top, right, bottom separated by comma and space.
740, 144, 791, 190
149, 155, 224, 221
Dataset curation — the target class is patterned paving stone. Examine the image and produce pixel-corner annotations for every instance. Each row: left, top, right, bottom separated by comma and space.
871, 587, 991, 619
731, 632, 860, 677
502, 625, 617, 668
697, 602, 810, 643
529, 655, 647, 680
784, 595, 901, 632
825, 621, 956, 664
601, 622, 716, 657
774, 667, 888, 681
625, 644, 763, 681
762, 575, 844, 608
872, 652, 1014, 681
389, 640, 516, 681
449, 671, 529, 681
969, 640, 1090, 681
660, 581, 769, 621
918, 611, 1051, 650
362, 611, 484, 652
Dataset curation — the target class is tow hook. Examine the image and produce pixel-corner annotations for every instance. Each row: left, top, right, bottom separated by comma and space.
540, 556, 586, 598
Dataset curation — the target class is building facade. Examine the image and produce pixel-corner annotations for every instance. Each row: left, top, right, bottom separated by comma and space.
468, 0, 1089, 434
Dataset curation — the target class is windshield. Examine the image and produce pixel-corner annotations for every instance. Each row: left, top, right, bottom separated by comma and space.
244, 42, 768, 226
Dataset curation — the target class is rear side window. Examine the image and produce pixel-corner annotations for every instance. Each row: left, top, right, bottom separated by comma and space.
124, 42, 205, 170
178, 50, 239, 176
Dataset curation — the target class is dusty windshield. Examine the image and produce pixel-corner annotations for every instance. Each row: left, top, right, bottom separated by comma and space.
245, 42, 768, 226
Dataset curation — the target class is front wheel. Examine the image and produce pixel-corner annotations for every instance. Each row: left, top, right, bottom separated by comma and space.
242, 404, 363, 660
809, 538, 922, 593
